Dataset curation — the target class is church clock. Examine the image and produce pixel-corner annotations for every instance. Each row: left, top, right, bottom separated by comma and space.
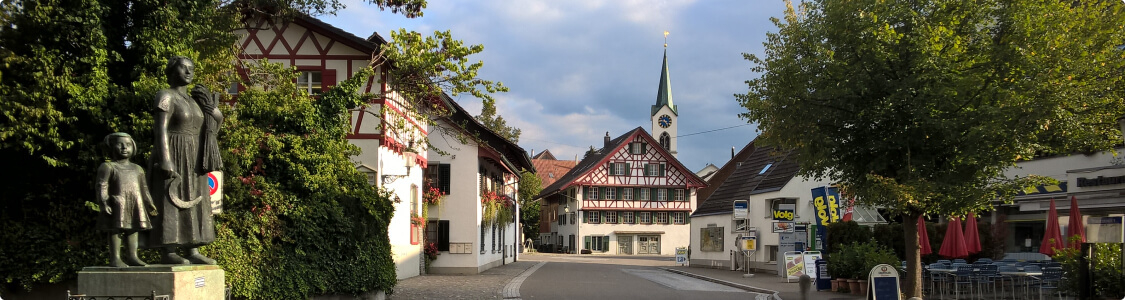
658, 114, 672, 128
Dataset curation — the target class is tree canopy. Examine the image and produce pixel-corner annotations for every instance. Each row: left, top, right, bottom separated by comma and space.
0, 0, 509, 296
737, 0, 1124, 297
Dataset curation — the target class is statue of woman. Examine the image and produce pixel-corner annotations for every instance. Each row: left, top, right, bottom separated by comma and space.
148, 56, 221, 264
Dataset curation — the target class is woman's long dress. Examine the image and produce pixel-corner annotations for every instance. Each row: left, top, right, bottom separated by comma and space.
148, 90, 215, 247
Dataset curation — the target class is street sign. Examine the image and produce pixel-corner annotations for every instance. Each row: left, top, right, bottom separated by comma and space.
675, 247, 688, 265
733, 200, 749, 219
208, 171, 223, 214
737, 236, 757, 251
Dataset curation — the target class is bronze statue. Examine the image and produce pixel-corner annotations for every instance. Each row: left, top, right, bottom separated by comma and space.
148, 56, 222, 265
96, 133, 158, 267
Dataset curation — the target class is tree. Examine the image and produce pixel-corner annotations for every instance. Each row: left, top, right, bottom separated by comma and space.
476, 98, 521, 143
518, 169, 542, 242
737, 0, 1125, 297
0, 0, 508, 296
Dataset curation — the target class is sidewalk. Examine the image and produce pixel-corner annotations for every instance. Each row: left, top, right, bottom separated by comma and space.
662, 265, 866, 300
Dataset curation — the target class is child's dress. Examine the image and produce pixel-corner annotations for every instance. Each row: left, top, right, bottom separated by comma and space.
98, 161, 153, 231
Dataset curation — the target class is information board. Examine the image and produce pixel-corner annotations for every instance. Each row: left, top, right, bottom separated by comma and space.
867, 264, 901, 300
675, 247, 688, 265
733, 200, 749, 219
815, 259, 831, 291
783, 251, 806, 281
802, 251, 822, 279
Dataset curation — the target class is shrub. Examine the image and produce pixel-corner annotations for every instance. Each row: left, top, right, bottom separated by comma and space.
1054, 241, 1124, 298
828, 240, 900, 279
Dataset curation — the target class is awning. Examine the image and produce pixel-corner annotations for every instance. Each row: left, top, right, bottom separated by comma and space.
849, 205, 887, 224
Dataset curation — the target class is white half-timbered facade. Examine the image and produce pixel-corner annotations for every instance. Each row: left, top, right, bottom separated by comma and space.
536, 128, 706, 255
234, 15, 427, 279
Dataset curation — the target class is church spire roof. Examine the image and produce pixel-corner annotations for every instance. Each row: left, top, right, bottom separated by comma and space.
651, 49, 678, 116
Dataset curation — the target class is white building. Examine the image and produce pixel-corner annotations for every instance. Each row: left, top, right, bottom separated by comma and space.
689, 141, 884, 274
423, 95, 534, 274
234, 15, 426, 279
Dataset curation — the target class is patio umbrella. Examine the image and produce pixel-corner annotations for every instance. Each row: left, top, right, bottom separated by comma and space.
963, 212, 982, 254
1067, 195, 1086, 249
1040, 198, 1065, 256
938, 216, 968, 258
917, 215, 932, 256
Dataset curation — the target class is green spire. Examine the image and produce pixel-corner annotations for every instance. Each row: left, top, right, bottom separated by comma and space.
651, 49, 677, 116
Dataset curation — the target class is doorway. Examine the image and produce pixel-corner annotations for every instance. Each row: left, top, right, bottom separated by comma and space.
618, 236, 633, 255
638, 235, 660, 254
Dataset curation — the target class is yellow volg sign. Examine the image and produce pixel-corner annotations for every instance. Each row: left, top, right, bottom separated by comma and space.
773, 203, 795, 221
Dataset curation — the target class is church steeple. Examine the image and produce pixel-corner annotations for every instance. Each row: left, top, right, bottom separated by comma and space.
651, 49, 677, 116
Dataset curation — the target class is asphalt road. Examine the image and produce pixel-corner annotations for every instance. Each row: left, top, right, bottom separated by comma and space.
518, 254, 769, 300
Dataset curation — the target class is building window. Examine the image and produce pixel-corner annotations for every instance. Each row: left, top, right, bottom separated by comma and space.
298, 71, 322, 94
675, 189, 685, 201
629, 142, 646, 154
608, 162, 629, 176
605, 187, 616, 200
656, 189, 668, 201
644, 163, 666, 177
558, 214, 565, 226
569, 212, 576, 224
425, 220, 450, 251
226, 81, 239, 95
659, 132, 671, 150
492, 223, 497, 253
767, 245, 779, 263
622, 212, 635, 224
588, 186, 599, 200
655, 212, 669, 224
481, 224, 487, 253
363, 170, 377, 186
622, 188, 633, 200
587, 211, 600, 224
673, 212, 686, 224
605, 211, 617, 224
426, 164, 451, 194
586, 236, 610, 252
759, 163, 773, 175
639, 212, 652, 224
639, 188, 650, 201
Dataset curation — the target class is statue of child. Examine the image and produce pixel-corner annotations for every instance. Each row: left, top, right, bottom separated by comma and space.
95, 132, 159, 267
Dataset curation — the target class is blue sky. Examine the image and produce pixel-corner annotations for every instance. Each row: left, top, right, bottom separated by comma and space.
323, 0, 792, 171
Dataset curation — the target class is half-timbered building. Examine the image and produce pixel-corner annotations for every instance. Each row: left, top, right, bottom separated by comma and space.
536, 128, 707, 255
234, 15, 427, 279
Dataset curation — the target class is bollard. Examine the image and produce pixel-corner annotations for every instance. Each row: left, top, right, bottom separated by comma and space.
798, 274, 812, 300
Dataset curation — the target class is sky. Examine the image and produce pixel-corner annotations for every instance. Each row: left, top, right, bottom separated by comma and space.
323, 0, 792, 172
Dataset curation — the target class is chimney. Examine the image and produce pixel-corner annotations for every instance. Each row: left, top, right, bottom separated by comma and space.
731, 147, 735, 159
604, 132, 611, 149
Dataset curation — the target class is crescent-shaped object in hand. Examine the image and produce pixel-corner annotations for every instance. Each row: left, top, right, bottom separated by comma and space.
166, 176, 206, 209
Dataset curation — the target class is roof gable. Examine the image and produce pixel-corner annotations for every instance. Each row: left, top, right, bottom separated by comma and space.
692, 139, 801, 216
535, 127, 706, 199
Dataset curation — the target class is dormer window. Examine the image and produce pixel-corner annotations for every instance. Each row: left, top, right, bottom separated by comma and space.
629, 142, 646, 155
759, 163, 773, 175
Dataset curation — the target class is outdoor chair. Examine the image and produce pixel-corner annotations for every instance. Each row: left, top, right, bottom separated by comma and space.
1039, 268, 1063, 300
953, 258, 968, 264
937, 259, 952, 265
929, 263, 952, 299
1023, 265, 1043, 297
973, 264, 999, 299
954, 265, 975, 299
975, 258, 993, 264
1045, 261, 1061, 269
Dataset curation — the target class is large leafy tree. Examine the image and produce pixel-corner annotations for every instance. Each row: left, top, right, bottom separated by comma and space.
0, 0, 506, 297
517, 169, 542, 241
738, 0, 1125, 297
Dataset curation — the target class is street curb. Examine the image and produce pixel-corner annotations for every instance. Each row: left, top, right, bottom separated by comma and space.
659, 267, 781, 300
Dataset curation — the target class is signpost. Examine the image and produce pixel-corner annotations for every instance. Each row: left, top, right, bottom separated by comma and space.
738, 233, 758, 277
867, 264, 901, 300
675, 247, 688, 266
733, 200, 749, 220
208, 171, 223, 214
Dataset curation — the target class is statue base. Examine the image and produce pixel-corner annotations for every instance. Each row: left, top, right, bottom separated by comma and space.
76, 265, 225, 299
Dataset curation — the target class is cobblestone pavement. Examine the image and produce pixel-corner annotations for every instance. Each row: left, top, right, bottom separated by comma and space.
389, 261, 538, 299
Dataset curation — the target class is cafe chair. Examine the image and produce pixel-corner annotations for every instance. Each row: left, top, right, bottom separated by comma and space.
1039, 267, 1063, 300
954, 265, 975, 299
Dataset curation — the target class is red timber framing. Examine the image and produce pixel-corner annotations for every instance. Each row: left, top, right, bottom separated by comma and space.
572, 134, 705, 188
581, 199, 691, 211
235, 15, 430, 142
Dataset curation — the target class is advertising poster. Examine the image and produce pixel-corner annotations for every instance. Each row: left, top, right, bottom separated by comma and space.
810, 187, 842, 226
784, 251, 806, 280
802, 251, 822, 279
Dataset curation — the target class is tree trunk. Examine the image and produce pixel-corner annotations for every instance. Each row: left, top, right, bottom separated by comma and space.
903, 212, 923, 298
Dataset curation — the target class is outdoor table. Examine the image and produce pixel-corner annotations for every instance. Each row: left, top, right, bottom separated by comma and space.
999, 271, 1042, 299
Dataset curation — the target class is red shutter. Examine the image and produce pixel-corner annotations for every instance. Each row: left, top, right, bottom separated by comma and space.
321, 69, 337, 92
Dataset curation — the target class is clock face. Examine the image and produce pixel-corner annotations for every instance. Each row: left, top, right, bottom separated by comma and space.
658, 115, 672, 128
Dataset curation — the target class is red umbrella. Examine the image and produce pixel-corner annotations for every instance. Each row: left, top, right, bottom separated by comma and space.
963, 212, 982, 254
1040, 198, 1065, 256
917, 215, 932, 256
1067, 196, 1085, 249
939, 216, 968, 258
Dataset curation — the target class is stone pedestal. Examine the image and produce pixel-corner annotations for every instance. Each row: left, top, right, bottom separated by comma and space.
76, 265, 225, 300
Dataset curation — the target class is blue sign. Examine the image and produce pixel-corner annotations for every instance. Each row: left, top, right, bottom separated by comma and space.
867, 264, 901, 300
815, 259, 831, 291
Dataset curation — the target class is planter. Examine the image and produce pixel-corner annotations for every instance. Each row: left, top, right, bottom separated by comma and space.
848, 279, 861, 295
830, 278, 840, 292
836, 278, 850, 293
857, 279, 869, 296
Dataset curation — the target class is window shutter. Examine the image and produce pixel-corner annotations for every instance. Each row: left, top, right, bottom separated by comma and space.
625, 163, 631, 175
321, 69, 337, 93
607, 163, 613, 175
602, 237, 609, 252
584, 236, 591, 250
627, 143, 633, 154
601, 187, 607, 200
438, 220, 450, 251
659, 164, 666, 176
651, 188, 658, 200
582, 211, 587, 223
642, 143, 647, 153
439, 164, 451, 194
617, 187, 624, 200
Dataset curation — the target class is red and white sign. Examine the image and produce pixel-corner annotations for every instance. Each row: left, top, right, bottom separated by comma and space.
208, 171, 223, 214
